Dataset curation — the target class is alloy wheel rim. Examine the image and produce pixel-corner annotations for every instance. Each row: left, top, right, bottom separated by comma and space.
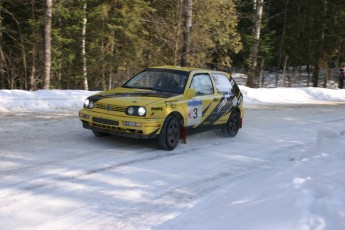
168, 121, 179, 145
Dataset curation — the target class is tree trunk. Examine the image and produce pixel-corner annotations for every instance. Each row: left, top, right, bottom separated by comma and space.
306, 65, 311, 86
20, 42, 27, 89
323, 67, 329, 88
100, 24, 105, 90
30, 0, 37, 91
0, 47, 5, 89
259, 59, 264, 87
57, 61, 62, 89
246, 0, 264, 88
108, 30, 115, 90
281, 54, 288, 87
312, 0, 327, 87
174, 0, 183, 66
0, 1, 4, 89
181, 0, 192, 67
275, 0, 288, 87
43, 0, 52, 89
82, 1, 89, 90
30, 46, 37, 91
312, 63, 319, 87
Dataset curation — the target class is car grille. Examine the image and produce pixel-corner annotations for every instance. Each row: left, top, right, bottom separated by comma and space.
94, 102, 126, 112
92, 117, 119, 126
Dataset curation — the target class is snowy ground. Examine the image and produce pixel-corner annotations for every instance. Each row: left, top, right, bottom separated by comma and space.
0, 86, 345, 229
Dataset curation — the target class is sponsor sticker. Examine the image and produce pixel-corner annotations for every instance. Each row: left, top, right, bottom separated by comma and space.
187, 100, 202, 126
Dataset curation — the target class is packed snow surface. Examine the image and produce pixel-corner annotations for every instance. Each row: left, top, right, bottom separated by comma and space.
0, 86, 344, 230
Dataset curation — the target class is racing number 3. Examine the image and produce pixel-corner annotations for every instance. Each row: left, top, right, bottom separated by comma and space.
187, 100, 202, 126
192, 108, 198, 119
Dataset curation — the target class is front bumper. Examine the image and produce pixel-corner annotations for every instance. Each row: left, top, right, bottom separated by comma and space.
79, 109, 164, 139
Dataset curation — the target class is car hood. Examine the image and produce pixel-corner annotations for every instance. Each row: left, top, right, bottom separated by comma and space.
90, 88, 179, 106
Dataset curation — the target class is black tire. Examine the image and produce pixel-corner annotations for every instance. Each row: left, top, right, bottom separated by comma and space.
221, 110, 240, 137
158, 115, 180, 150
92, 130, 110, 137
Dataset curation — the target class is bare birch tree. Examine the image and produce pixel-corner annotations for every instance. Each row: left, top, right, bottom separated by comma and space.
43, 0, 52, 89
30, 0, 38, 91
246, 0, 264, 87
82, 1, 88, 90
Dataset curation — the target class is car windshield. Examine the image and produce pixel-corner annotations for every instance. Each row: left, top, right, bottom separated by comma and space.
123, 69, 188, 93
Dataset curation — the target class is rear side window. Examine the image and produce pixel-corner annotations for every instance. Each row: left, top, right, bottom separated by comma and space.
212, 73, 239, 96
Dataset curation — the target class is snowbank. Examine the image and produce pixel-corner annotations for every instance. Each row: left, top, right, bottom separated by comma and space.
0, 87, 344, 112
0, 90, 96, 112
240, 86, 345, 106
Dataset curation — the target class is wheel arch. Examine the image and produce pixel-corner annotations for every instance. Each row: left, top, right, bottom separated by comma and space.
157, 111, 184, 135
232, 106, 242, 128
168, 111, 184, 127
233, 106, 241, 116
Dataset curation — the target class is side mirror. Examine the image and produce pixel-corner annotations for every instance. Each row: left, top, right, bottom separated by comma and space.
185, 88, 196, 98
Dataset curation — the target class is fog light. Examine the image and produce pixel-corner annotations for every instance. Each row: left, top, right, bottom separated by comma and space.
123, 121, 142, 127
79, 112, 90, 119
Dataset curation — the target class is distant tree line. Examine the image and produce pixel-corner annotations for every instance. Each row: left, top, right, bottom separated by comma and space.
0, 0, 344, 90
240, 0, 345, 88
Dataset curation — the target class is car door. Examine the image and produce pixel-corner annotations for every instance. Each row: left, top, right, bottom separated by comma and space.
186, 73, 219, 128
211, 73, 241, 123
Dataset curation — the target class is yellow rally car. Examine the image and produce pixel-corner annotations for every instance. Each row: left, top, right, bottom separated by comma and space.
79, 66, 244, 150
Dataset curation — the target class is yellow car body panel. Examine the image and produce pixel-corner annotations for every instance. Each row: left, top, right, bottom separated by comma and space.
79, 66, 244, 149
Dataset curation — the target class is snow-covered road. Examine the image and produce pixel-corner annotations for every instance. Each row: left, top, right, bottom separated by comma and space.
1, 105, 345, 229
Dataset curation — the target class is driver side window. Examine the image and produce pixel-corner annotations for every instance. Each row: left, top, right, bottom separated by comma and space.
190, 74, 214, 95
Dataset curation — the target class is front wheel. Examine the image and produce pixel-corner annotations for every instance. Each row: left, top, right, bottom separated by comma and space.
221, 110, 240, 137
158, 115, 180, 150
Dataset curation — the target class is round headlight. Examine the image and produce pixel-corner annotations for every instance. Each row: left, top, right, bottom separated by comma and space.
138, 107, 146, 116
127, 107, 135, 115
84, 99, 90, 108
89, 100, 94, 109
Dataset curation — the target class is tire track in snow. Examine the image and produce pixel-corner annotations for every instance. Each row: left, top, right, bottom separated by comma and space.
0, 110, 307, 205
0, 140, 230, 199
98, 161, 276, 229
27, 156, 274, 230
0, 124, 302, 202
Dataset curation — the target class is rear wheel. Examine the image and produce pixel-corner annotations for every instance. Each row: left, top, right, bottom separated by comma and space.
158, 115, 180, 150
222, 110, 240, 137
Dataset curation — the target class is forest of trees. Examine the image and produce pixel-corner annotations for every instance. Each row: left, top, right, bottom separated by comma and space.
1, 0, 345, 90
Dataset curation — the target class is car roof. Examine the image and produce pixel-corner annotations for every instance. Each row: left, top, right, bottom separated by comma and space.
149, 65, 203, 71
149, 65, 227, 73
